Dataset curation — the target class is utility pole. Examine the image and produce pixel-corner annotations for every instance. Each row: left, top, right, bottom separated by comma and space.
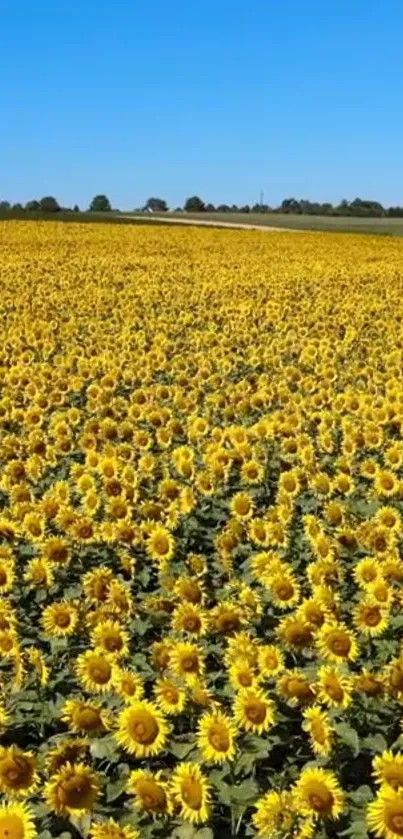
260, 191, 264, 208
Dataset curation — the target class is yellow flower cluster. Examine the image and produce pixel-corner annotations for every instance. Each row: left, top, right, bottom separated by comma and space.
0, 220, 403, 837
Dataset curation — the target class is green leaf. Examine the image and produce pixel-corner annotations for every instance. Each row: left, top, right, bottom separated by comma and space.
231, 778, 259, 804
194, 831, 214, 839
90, 734, 119, 760
334, 722, 360, 756
169, 741, 197, 759
361, 733, 387, 754
106, 777, 127, 802
171, 825, 198, 839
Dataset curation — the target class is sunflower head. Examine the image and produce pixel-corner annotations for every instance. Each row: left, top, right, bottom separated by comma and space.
127, 769, 172, 814
45, 762, 100, 816
0, 746, 38, 797
115, 700, 168, 757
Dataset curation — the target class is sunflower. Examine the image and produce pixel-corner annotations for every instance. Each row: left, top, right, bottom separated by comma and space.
115, 700, 168, 757
76, 650, 114, 693
373, 753, 403, 791
0, 630, 19, 658
253, 790, 296, 837
211, 602, 244, 635
171, 762, 211, 824
146, 525, 175, 563
317, 622, 359, 663
0, 560, 15, 594
277, 614, 314, 651
233, 688, 275, 734
42, 536, 70, 566
268, 570, 301, 610
127, 769, 172, 814
150, 640, 172, 672
112, 667, 144, 702
277, 670, 316, 707
45, 762, 100, 816
353, 600, 390, 636
228, 658, 259, 690
42, 601, 78, 637
316, 665, 353, 708
293, 766, 345, 820
367, 786, 403, 839
0, 802, 36, 839
225, 632, 259, 666
83, 568, 113, 603
62, 699, 111, 734
230, 491, 254, 521
298, 597, 328, 629
154, 678, 187, 715
355, 667, 385, 698
171, 603, 208, 636
174, 577, 203, 605
257, 644, 285, 678
45, 737, 90, 774
0, 746, 38, 798
303, 706, 333, 756
375, 470, 400, 498
89, 819, 139, 839
91, 620, 129, 658
385, 658, 403, 699
24, 558, 54, 587
197, 711, 237, 763
170, 642, 205, 683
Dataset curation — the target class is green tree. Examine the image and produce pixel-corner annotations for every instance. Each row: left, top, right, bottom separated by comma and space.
89, 194, 112, 212
0, 201, 10, 211
40, 196, 60, 213
184, 196, 205, 212
145, 197, 168, 212
26, 200, 40, 212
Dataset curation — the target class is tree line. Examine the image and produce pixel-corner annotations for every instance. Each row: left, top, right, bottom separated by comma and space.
2, 194, 403, 218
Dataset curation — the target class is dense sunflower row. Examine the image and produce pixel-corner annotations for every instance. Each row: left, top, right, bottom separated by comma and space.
0, 221, 403, 839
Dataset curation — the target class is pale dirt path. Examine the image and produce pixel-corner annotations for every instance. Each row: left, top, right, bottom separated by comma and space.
122, 215, 300, 232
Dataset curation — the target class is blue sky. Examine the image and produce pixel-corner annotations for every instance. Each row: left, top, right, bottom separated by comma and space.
2, 0, 403, 209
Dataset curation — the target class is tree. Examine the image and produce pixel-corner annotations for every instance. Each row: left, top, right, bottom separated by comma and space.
89, 194, 112, 212
205, 203, 216, 212
0, 201, 10, 211
12, 203, 24, 212
145, 197, 168, 212
40, 196, 60, 213
240, 205, 250, 213
25, 200, 40, 212
73, 204, 80, 213
184, 196, 205, 212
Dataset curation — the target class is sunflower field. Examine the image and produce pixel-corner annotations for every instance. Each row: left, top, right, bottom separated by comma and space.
1, 220, 403, 839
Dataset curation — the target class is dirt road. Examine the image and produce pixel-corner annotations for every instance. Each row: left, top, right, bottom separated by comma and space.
123, 215, 299, 232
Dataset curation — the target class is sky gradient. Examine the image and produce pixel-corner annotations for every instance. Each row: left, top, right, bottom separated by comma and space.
2, 0, 403, 209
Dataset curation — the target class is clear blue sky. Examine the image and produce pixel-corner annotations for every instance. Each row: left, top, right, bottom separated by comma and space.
2, 0, 403, 209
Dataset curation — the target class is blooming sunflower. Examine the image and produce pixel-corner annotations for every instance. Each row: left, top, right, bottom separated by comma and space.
228, 658, 259, 690
277, 670, 316, 707
277, 614, 314, 651
171, 762, 211, 824
170, 642, 205, 683
42, 601, 78, 637
293, 766, 345, 820
268, 571, 301, 610
302, 706, 333, 756
45, 762, 100, 816
373, 752, 403, 791
127, 769, 172, 814
24, 558, 54, 588
62, 698, 111, 734
115, 700, 168, 757
316, 665, 353, 708
146, 525, 175, 564
257, 644, 285, 679
45, 737, 90, 774
112, 666, 144, 702
154, 678, 187, 715
91, 620, 129, 658
0, 802, 36, 839
76, 650, 114, 693
197, 711, 237, 763
317, 622, 359, 663
0, 746, 38, 798
367, 786, 403, 839
233, 688, 275, 734
252, 790, 296, 837
353, 600, 390, 636
171, 603, 208, 636
89, 819, 139, 839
